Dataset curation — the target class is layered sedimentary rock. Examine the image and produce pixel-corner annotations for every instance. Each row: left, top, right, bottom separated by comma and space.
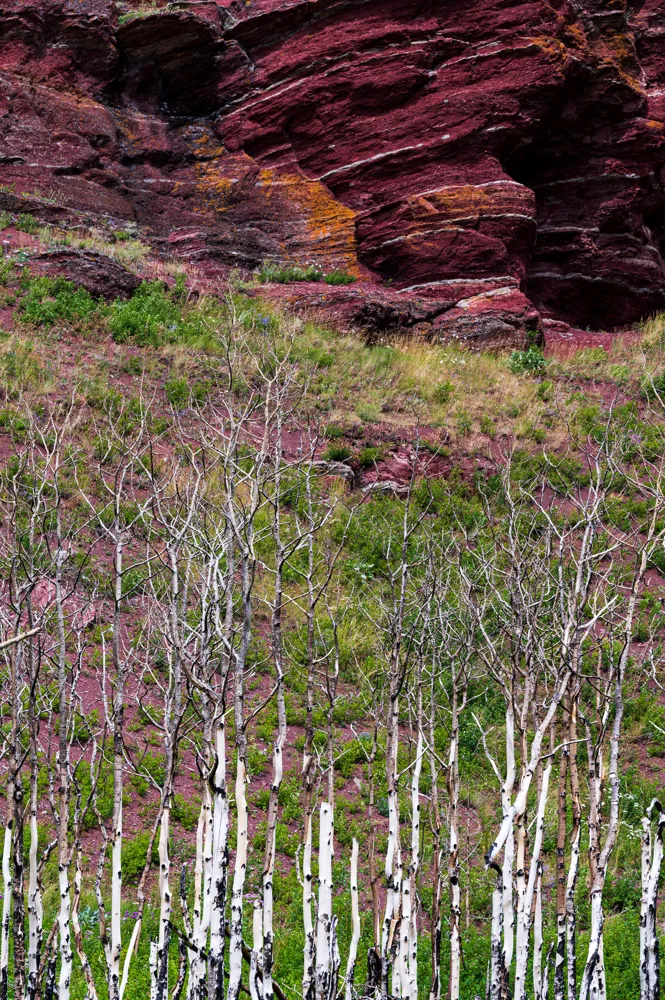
0, 0, 664, 343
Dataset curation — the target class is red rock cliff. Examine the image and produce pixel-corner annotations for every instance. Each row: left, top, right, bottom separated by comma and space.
1, 0, 664, 343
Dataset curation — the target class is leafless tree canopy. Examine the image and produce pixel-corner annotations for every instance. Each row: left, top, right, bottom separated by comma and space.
0, 330, 662, 1000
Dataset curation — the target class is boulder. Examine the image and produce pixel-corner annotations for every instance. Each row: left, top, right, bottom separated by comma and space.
30, 249, 141, 299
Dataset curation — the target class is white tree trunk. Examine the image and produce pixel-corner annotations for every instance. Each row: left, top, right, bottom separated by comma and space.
150, 941, 158, 1000
250, 902, 264, 1000
566, 824, 581, 1000
533, 863, 544, 1000
407, 730, 423, 999
345, 839, 361, 1000
187, 786, 212, 1000
205, 720, 228, 1000
27, 794, 42, 1000
72, 843, 100, 1000
641, 801, 665, 1000
514, 806, 527, 988
391, 849, 404, 1000
382, 694, 401, 999
228, 754, 249, 1000
580, 890, 605, 1000
380, 825, 397, 1000
110, 797, 122, 999
57, 826, 73, 1000
449, 822, 461, 1000
399, 872, 411, 1000
489, 863, 505, 1000
502, 707, 516, 976
515, 760, 552, 1000
262, 731, 284, 1000
0, 816, 12, 999
315, 802, 338, 1000
486, 674, 571, 868
641, 816, 651, 1000
303, 810, 315, 1000
153, 805, 172, 1000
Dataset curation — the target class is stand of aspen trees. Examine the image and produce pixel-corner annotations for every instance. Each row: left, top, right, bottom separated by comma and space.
0, 333, 663, 1000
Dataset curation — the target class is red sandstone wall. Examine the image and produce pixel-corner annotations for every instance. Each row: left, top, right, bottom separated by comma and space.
1, 0, 664, 341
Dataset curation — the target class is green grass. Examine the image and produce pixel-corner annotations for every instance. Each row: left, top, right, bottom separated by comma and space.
324, 270, 357, 285
11, 265, 665, 464
117, 5, 161, 23
20, 276, 98, 326
258, 261, 324, 283
16, 212, 39, 235
257, 261, 357, 285
509, 345, 547, 374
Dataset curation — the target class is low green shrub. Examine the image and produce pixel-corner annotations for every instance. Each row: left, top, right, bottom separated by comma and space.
357, 446, 383, 468
324, 271, 356, 285
165, 376, 209, 407
16, 213, 38, 235
334, 739, 366, 778
20, 276, 98, 326
509, 346, 547, 375
122, 832, 159, 883
165, 376, 189, 408
118, 6, 160, 23
247, 745, 268, 776
108, 281, 180, 345
172, 793, 199, 831
0, 408, 28, 437
301, 346, 334, 368
0, 259, 13, 285
432, 380, 453, 404
258, 262, 323, 284
356, 404, 381, 423
456, 410, 472, 436
323, 443, 352, 462
141, 750, 166, 785
641, 372, 665, 400
479, 414, 495, 437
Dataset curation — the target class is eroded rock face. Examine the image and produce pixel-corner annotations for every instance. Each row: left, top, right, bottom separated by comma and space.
1, 0, 664, 342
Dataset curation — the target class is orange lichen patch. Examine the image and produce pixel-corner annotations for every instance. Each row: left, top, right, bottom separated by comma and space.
593, 32, 643, 92
57, 92, 104, 110
257, 170, 360, 276
185, 129, 249, 214
112, 108, 173, 157
403, 182, 535, 226
525, 34, 568, 69
191, 149, 256, 214
112, 111, 144, 150
194, 163, 235, 213
562, 22, 591, 55
191, 131, 225, 158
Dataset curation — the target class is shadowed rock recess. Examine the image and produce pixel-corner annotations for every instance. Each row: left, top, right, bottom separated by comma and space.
1, 0, 665, 345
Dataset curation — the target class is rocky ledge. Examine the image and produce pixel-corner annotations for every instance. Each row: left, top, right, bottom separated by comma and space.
1, 0, 664, 344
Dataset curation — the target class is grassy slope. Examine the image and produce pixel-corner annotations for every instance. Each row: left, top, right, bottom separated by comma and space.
1, 228, 665, 998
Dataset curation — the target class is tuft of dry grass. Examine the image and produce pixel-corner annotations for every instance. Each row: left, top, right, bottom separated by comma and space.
296, 324, 565, 447
36, 225, 152, 270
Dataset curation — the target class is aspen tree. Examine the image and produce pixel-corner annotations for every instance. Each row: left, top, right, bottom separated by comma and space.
78, 399, 154, 1000
640, 800, 665, 1000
